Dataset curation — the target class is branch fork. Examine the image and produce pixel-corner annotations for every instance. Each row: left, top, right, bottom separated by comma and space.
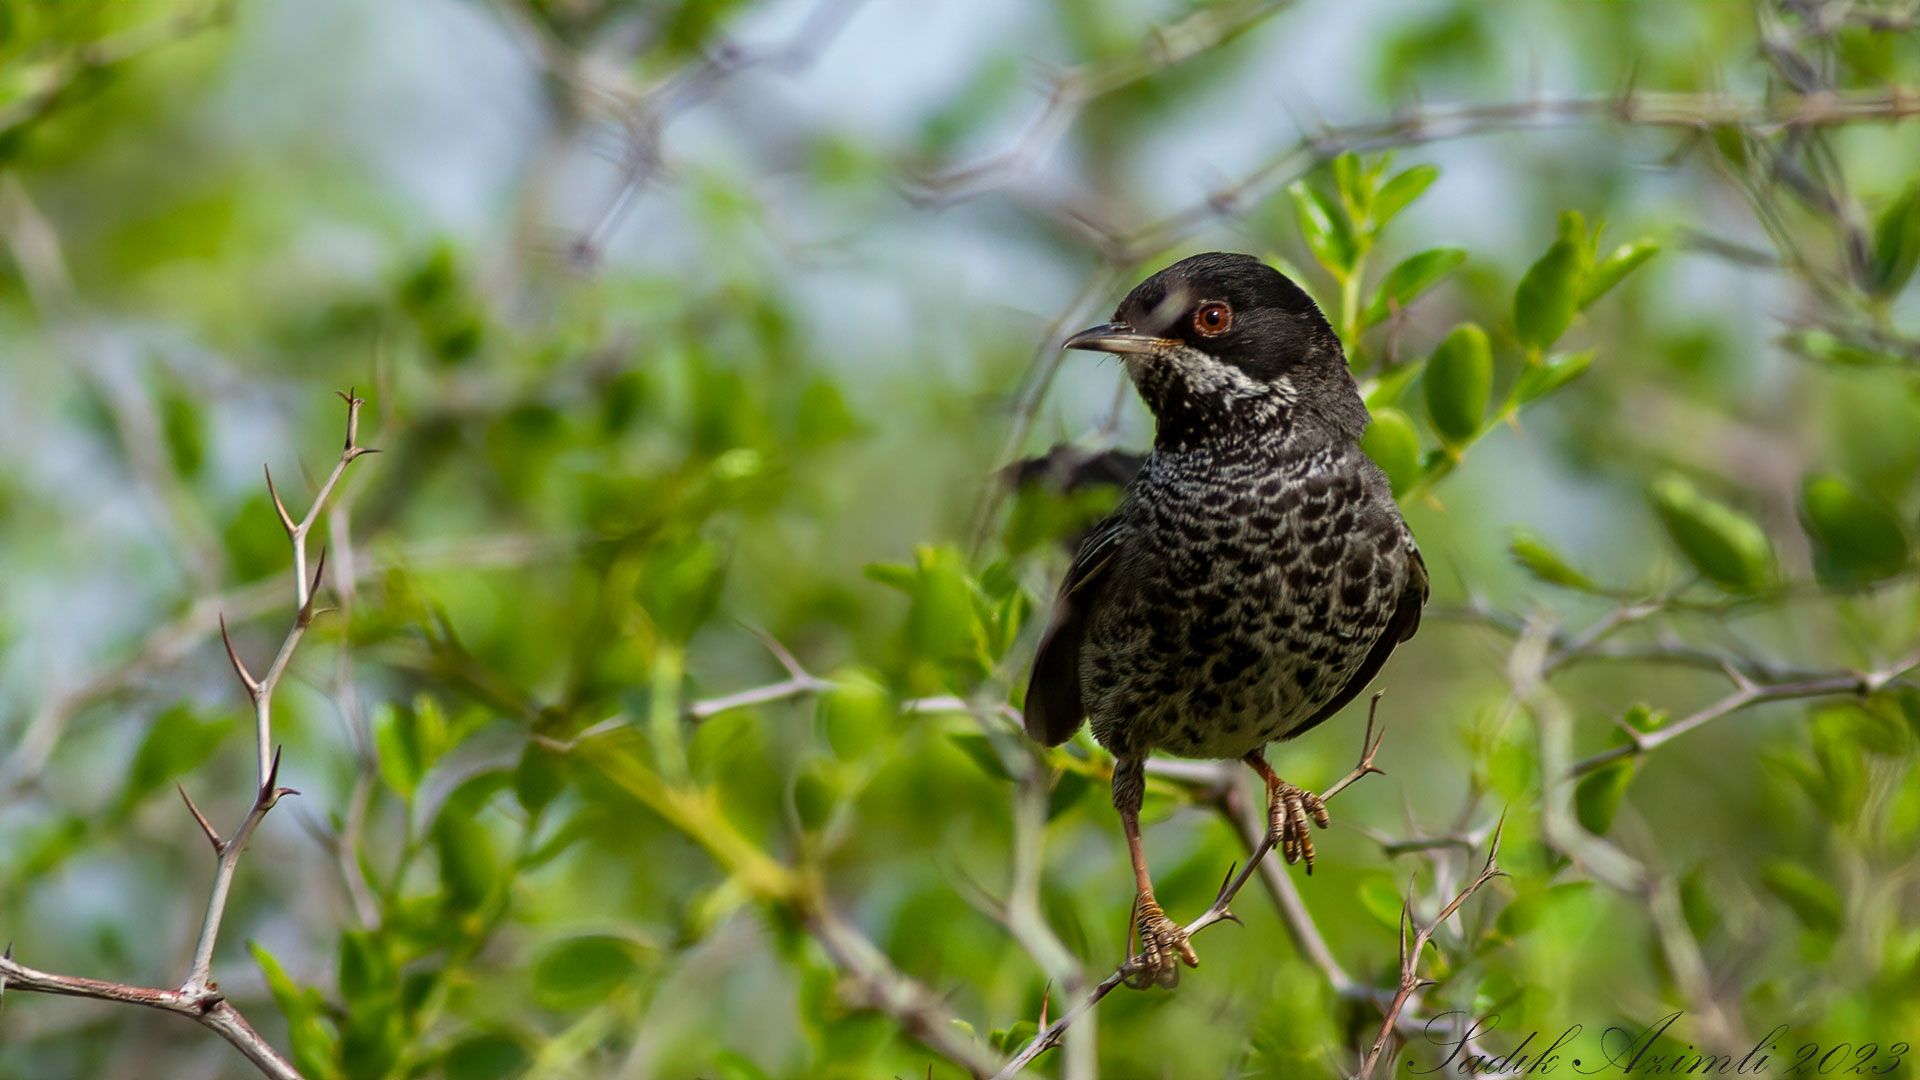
2, 391, 376, 1080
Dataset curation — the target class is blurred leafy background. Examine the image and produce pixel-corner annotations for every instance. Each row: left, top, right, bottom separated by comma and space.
1, 1, 1918, 1078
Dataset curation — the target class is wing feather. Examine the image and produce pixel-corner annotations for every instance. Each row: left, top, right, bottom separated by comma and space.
1022, 516, 1127, 746
1286, 541, 1428, 741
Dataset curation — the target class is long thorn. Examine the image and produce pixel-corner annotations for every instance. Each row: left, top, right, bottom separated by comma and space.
217, 614, 259, 697
178, 784, 224, 854
263, 465, 296, 536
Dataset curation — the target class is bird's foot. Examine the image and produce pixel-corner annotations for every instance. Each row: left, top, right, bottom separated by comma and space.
1123, 896, 1198, 989
1267, 780, 1330, 872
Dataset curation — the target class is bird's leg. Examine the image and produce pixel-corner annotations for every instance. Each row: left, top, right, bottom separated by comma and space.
1114, 756, 1197, 989
1243, 750, 1330, 873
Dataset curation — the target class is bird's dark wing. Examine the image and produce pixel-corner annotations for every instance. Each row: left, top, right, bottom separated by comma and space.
1023, 514, 1128, 746
1287, 540, 1428, 741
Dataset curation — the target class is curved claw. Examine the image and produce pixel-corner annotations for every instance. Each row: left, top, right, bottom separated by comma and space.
1124, 898, 1198, 989
1269, 781, 1330, 873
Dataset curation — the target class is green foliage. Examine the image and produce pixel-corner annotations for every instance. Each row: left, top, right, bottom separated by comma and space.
3, 5, 1917, 1080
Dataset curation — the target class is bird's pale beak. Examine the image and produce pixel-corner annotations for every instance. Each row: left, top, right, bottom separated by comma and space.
1062, 322, 1169, 354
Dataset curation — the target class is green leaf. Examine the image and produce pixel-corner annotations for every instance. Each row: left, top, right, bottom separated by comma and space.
1679, 865, 1720, 941
1648, 472, 1774, 592
1357, 875, 1407, 930
337, 930, 395, 1003
1557, 210, 1593, 261
513, 742, 568, 819
947, 732, 1013, 782
443, 1032, 533, 1080
1574, 761, 1634, 835
1514, 237, 1585, 350
1510, 349, 1594, 407
1371, 164, 1439, 227
1364, 247, 1466, 327
638, 535, 727, 643
157, 377, 206, 480
820, 669, 895, 761
373, 699, 442, 800
1785, 329, 1904, 368
1868, 183, 1920, 296
894, 545, 993, 690
1810, 708, 1868, 825
1760, 859, 1843, 937
1799, 475, 1912, 586
251, 942, 340, 1080
1360, 407, 1421, 497
1288, 180, 1358, 275
120, 703, 231, 814
1331, 151, 1369, 220
1424, 323, 1492, 444
1579, 241, 1659, 308
793, 760, 839, 830
1046, 768, 1092, 820
1507, 529, 1599, 591
993, 1021, 1040, 1057
1359, 360, 1422, 411
434, 811, 496, 913
533, 935, 645, 1012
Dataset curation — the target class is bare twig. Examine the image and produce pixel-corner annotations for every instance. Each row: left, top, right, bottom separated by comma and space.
183, 392, 373, 994
1, 392, 377, 1080
1354, 822, 1506, 1080
0, 953, 300, 1080
1565, 646, 1920, 778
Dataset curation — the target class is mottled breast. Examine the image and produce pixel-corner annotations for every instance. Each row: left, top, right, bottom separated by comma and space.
1079, 442, 1408, 761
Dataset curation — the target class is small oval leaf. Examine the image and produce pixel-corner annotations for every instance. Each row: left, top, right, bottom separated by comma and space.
1760, 859, 1843, 938
1424, 323, 1492, 443
1799, 475, 1912, 586
1869, 183, 1920, 297
1372, 164, 1439, 226
1360, 407, 1421, 497
1648, 473, 1774, 592
1514, 238, 1585, 350
1365, 248, 1466, 327
1508, 529, 1599, 592
533, 935, 645, 1012
1574, 761, 1634, 835
1579, 241, 1659, 308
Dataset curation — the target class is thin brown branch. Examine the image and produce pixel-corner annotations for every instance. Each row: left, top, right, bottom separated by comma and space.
184, 393, 373, 996
0, 397, 391, 1080
803, 908, 1001, 1080
1121, 88, 1920, 260
1355, 823, 1505, 1080
0, 952, 300, 1080
904, 0, 1299, 207
1565, 646, 1920, 778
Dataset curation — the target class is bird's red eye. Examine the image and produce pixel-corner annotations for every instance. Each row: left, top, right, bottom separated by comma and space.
1193, 301, 1232, 336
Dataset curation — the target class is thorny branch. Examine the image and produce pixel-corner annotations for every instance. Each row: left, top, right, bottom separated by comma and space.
1, 392, 378, 1080
1354, 824, 1506, 1080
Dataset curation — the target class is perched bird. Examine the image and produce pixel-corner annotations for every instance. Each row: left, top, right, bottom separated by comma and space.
1024, 252, 1427, 988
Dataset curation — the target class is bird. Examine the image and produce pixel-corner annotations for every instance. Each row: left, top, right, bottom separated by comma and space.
1023, 251, 1427, 989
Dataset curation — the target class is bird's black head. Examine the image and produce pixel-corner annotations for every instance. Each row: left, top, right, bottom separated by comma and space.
1064, 252, 1366, 448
